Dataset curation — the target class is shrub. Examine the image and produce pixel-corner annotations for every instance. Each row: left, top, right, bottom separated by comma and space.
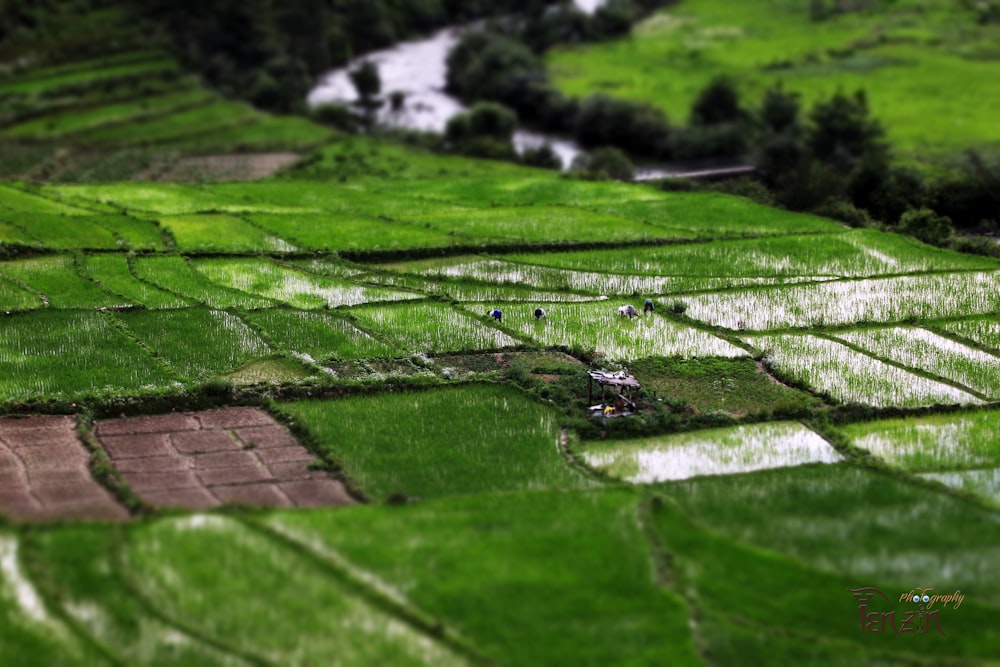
811, 198, 872, 228
898, 207, 953, 245
571, 146, 634, 181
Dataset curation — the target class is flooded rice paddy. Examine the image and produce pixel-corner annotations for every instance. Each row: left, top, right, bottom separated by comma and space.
581, 421, 840, 483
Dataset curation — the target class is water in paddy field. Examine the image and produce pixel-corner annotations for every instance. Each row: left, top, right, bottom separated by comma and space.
307, 0, 668, 173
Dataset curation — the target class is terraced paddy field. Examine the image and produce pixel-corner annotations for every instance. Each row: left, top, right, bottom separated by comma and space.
2, 110, 1000, 663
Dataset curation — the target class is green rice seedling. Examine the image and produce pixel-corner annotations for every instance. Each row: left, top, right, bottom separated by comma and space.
124, 515, 468, 666
283, 258, 367, 280
74, 101, 264, 145
920, 468, 1000, 506
80, 254, 190, 308
664, 464, 1000, 608
118, 308, 271, 380
835, 327, 1000, 399
495, 301, 745, 360
580, 422, 839, 483
0, 274, 44, 311
393, 255, 823, 295
264, 490, 699, 666
192, 258, 421, 309
157, 214, 295, 253
48, 183, 312, 216
363, 175, 664, 208
0, 310, 173, 400
27, 526, 252, 666
0, 89, 214, 139
210, 181, 434, 219
0, 185, 92, 215
160, 115, 334, 152
0, 214, 120, 250
247, 212, 456, 252
841, 409, 1000, 472
649, 492, 998, 660
0, 255, 114, 308
941, 318, 1000, 354
223, 356, 313, 385
749, 333, 981, 407
0, 221, 43, 246
284, 135, 529, 181
404, 205, 661, 244
687, 271, 1000, 330
87, 215, 163, 250
0, 58, 177, 96
502, 229, 999, 278
241, 308, 398, 361
279, 385, 594, 500
629, 357, 820, 416
0, 533, 102, 666
132, 256, 275, 309
351, 302, 519, 354
583, 193, 846, 238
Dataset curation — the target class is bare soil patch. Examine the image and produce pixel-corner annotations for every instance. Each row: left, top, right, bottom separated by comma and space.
136, 153, 301, 182
94, 407, 354, 510
0, 416, 128, 522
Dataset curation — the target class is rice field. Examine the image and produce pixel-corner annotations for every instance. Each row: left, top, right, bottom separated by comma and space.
247, 213, 456, 252
748, 333, 982, 407
686, 271, 1000, 330
192, 258, 421, 309
0, 310, 173, 400
240, 309, 398, 362
124, 516, 469, 666
47, 183, 314, 216
920, 469, 1000, 506
0, 185, 93, 215
0, 275, 44, 311
157, 214, 296, 253
940, 318, 1000, 354
834, 327, 1000, 400
132, 255, 276, 310
580, 421, 840, 483
350, 302, 520, 354
0, 255, 114, 308
0, 214, 121, 250
502, 229, 1000, 278
387, 255, 824, 295
495, 302, 747, 360
117, 308, 272, 380
278, 385, 593, 501
841, 409, 1000, 472
79, 254, 190, 308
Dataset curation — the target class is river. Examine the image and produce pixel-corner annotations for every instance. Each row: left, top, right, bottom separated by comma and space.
306, 1, 700, 179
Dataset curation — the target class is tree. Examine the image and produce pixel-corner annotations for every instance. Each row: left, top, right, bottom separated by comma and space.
349, 60, 381, 103
898, 208, 953, 245
571, 146, 634, 181
690, 76, 746, 126
807, 89, 887, 170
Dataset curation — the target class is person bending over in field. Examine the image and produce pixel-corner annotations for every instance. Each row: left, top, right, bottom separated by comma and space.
644, 298, 654, 314
534, 307, 546, 320
491, 309, 502, 322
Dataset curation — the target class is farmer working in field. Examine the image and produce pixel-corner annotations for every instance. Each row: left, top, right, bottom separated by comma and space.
644, 298, 654, 313
491, 309, 502, 322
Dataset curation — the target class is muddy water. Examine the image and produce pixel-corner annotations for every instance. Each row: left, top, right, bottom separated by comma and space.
308, 3, 614, 170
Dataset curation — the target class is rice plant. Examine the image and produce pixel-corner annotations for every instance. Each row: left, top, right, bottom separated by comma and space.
749, 333, 981, 407
278, 384, 592, 500
842, 409, 1000, 472
0, 214, 120, 249
241, 308, 398, 361
132, 255, 276, 309
351, 302, 519, 354
248, 212, 455, 252
124, 516, 468, 666
49, 183, 313, 215
0, 255, 114, 308
580, 422, 840, 483
118, 307, 272, 380
80, 254, 190, 309
0, 310, 173, 400
686, 271, 1000, 330
193, 258, 421, 309
496, 302, 746, 360
0, 185, 92, 215
158, 214, 296, 253
941, 318, 1000, 354
920, 468, 1000, 505
835, 327, 1000, 399
502, 229, 999, 278
0, 274, 44, 311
